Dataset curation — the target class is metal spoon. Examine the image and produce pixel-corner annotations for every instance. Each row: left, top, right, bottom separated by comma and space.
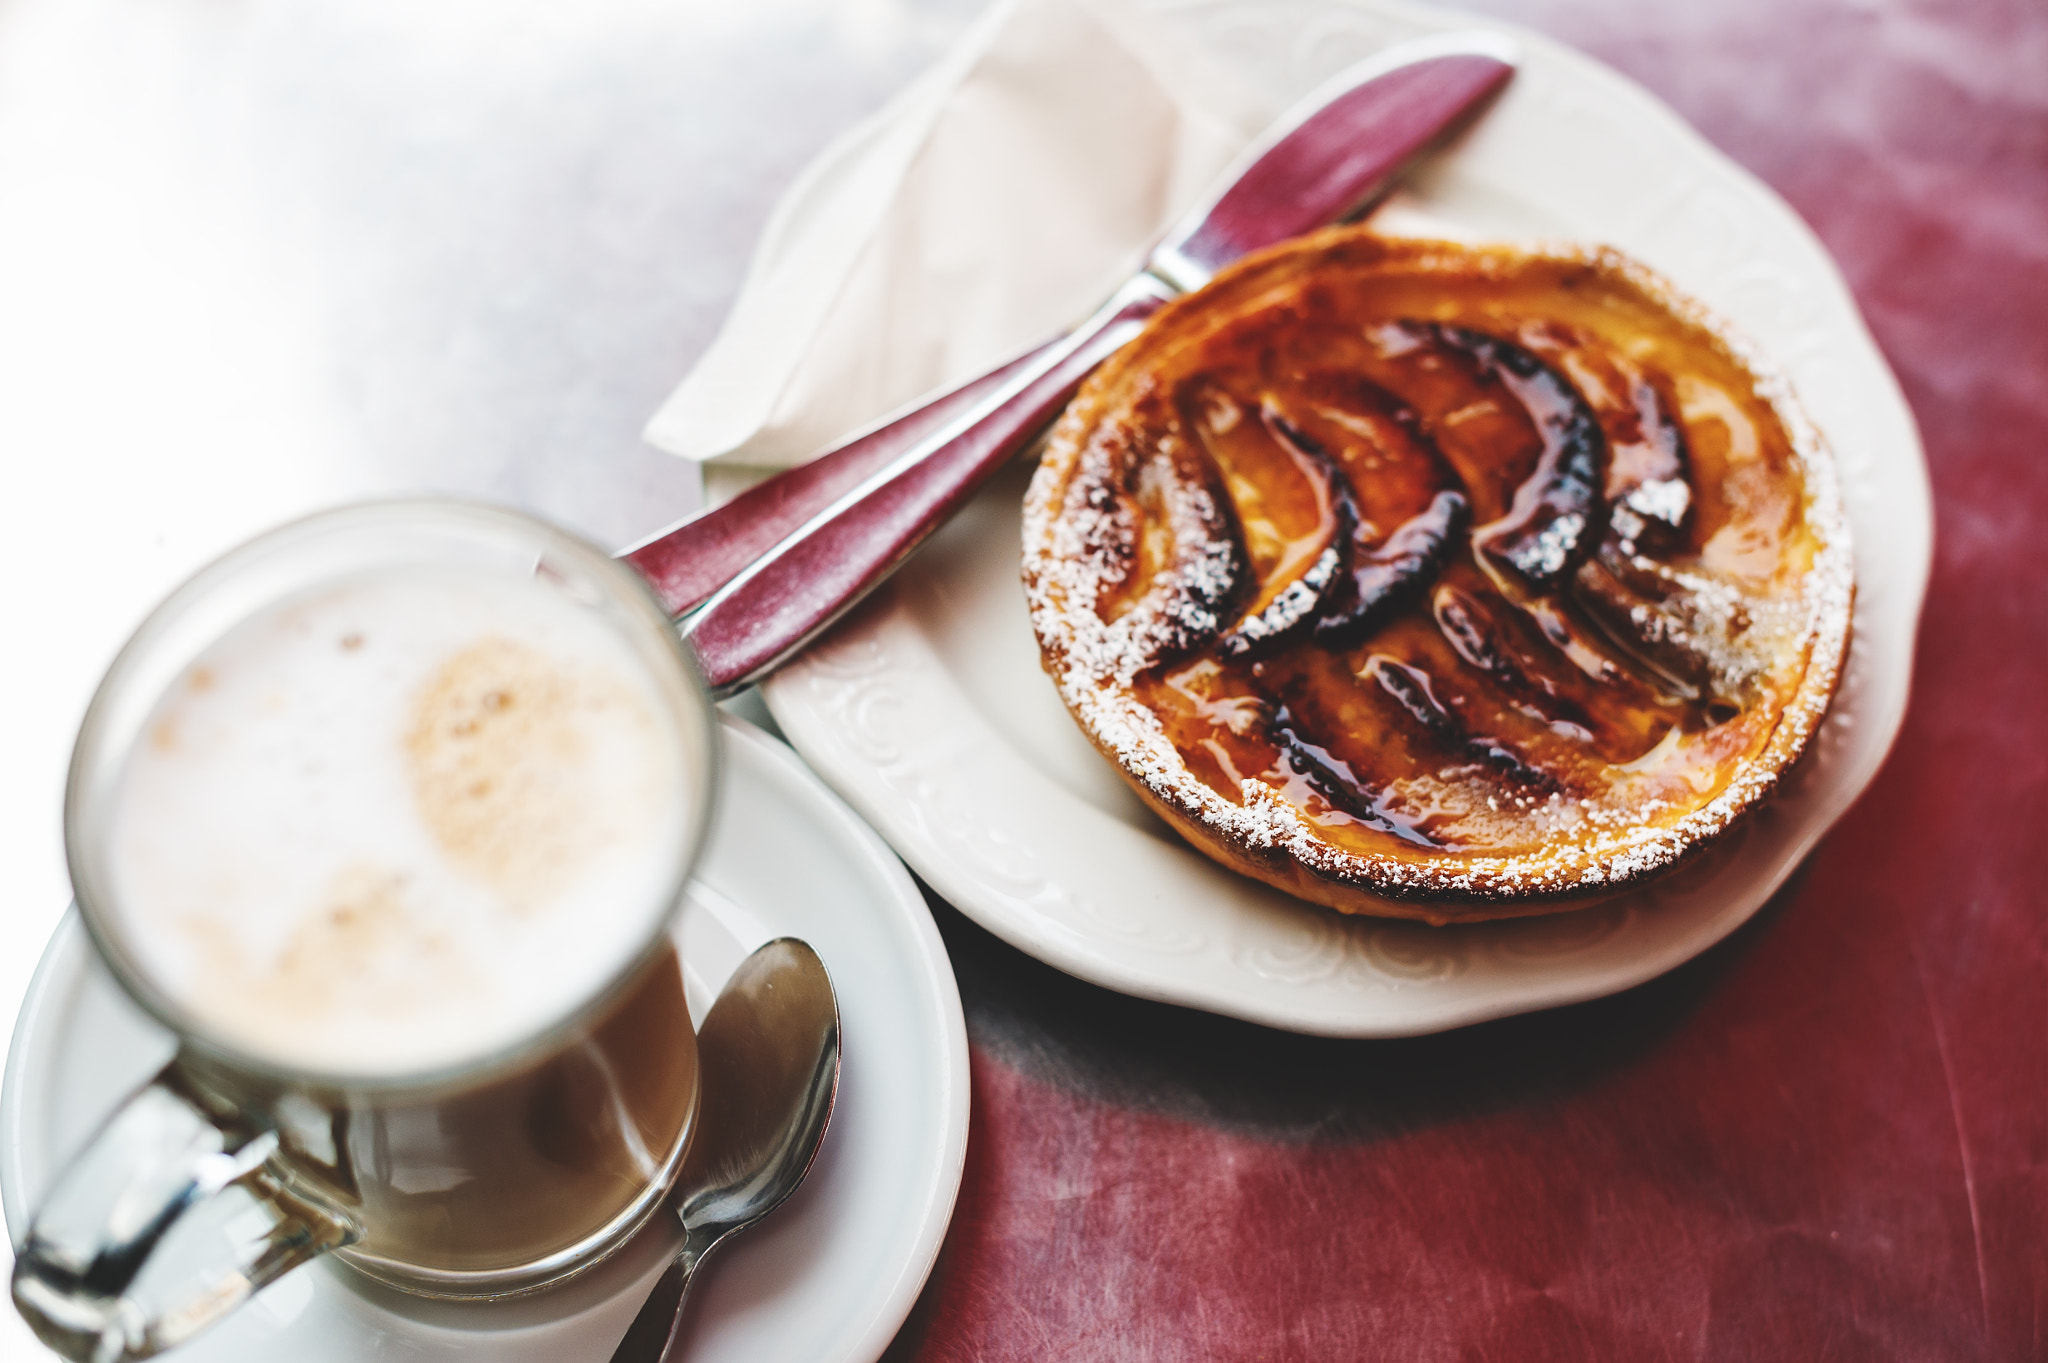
608, 937, 841, 1363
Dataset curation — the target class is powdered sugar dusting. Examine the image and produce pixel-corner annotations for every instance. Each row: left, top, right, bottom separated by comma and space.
1028, 406, 1244, 688
1023, 234, 1853, 916
1222, 544, 1340, 653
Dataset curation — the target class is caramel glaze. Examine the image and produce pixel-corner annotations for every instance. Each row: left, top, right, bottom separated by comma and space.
1023, 232, 1852, 917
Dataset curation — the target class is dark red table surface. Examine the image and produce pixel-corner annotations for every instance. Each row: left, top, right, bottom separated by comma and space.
883, 2, 2048, 1358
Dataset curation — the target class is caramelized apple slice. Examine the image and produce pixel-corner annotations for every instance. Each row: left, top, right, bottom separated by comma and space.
1519, 322, 1694, 551
1573, 549, 1715, 697
1180, 381, 1352, 659
1516, 594, 1631, 689
1060, 395, 1246, 678
1267, 701, 1437, 846
1433, 583, 1594, 722
1221, 408, 1357, 658
1263, 372, 1470, 648
1141, 657, 1278, 802
1605, 368, 1693, 548
1574, 541, 1772, 719
1395, 322, 1608, 591
1272, 701, 1393, 829
1432, 580, 1698, 760
1363, 654, 1553, 791
1315, 488, 1468, 648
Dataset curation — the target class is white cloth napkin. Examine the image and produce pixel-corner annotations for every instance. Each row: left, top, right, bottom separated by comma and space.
643, 0, 1274, 470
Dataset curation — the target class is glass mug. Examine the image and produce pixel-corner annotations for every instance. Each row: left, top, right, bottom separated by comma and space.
10, 502, 719, 1362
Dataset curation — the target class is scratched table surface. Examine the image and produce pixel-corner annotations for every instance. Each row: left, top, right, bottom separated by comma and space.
0, 0, 2040, 1360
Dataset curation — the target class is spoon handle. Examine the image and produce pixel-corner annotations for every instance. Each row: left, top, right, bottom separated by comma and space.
607, 1225, 722, 1363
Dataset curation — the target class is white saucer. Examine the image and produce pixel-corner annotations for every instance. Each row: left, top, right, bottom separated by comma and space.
1, 717, 969, 1363
761, 0, 1932, 1037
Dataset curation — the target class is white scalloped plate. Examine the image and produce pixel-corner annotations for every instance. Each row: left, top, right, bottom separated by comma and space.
2, 719, 969, 1363
761, 0, 1930, 1037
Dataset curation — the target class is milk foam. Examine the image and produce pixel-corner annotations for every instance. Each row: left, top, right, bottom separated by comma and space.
105, 566, 696, 1075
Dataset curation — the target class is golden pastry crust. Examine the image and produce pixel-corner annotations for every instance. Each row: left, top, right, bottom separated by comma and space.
1022, 230, 1852, 923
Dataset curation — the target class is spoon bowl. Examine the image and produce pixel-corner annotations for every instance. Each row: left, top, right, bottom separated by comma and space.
608, 938, 840, 1363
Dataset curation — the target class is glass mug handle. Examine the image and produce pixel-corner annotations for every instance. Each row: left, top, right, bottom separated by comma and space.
10, 1058, 360, 1363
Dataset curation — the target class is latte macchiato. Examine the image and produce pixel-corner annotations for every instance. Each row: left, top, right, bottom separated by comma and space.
104, 564, 698, 1075
16, 504, 713, 1360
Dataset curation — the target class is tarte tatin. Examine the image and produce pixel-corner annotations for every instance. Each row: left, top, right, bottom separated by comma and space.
1022, 230, 1852, 923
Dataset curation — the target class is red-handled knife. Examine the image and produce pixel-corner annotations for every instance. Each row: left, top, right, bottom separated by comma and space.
653, 32, 1515, 696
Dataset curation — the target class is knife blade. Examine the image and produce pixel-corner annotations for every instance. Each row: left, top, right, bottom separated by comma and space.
666, 32, 1516, 695
622, 34, 1517, 624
